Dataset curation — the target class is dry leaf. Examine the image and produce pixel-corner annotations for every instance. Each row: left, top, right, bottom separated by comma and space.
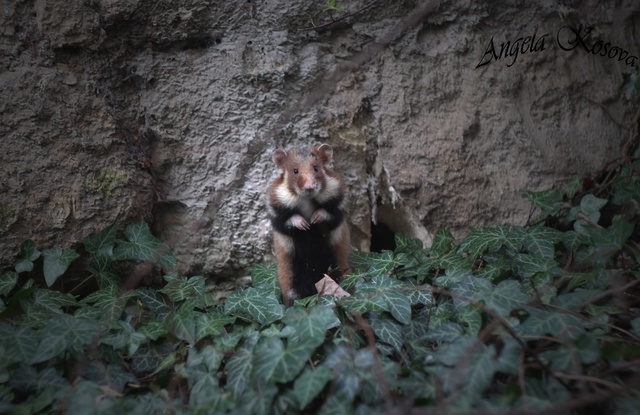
316, 275, 350, 300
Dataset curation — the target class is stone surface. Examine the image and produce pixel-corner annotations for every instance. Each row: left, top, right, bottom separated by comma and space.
1, 0, 638, 279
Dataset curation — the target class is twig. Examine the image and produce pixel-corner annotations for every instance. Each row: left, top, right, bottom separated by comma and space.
442, 317, 503, 406
543, 302, 640, 343
552, 371, 626, 391
597, 359, 640, 377
303, 1, 379, 32
577, 213, 603, 228
352, 313, 395, 413
581, 278, 640, 309
517, 348, 527, 399
583, 96, 628, 131
430, 287, 574, 392
409, 374, 640, 415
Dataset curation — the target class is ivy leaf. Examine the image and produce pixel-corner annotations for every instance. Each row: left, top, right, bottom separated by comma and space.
9, 363, 39, 393
341, 275, 412, 324
580, 194, 608, 216
187, 345, 224, 374
224, 284, 284, 326
0, 271, 19, 296
349, 250, 377, 272
0, 324, 38, 364
588, 215, 633, 251
251, 307, 338, 385
421, 322, 465, 342
113, 221, 176, 266
458, 304, 482, 335
196, 312, 235, 342
99, 320, 138, 352
511, 253, 561, 279
82, 360, 138, 393
612, 175, 640, 204
524, 226, 562, 259
160, 275, 205, 303
407, 281, 433, 306
563, 231, 591, 251
367, 250, 404, 277
431, 228, 455, 256
574, 195, 608, 233
137, 321, 168, 341
630, 318, 640, 337
153, 354, 181, 379
235, 384, 279, 415
459, 343, 499, 396
495, 336, 521, 375
386, 291, 412, 325
370, 314, 404, 354
394, 234, 423, 255
293, 365, 334, 409
457, 225, 524, 259
88, 255, 119, 290
21, 240, 41, 262
435, 267, 473, 289
83, 223, 118, 256
20, 300, 61, 327
541, 334, 600, 373
28, 290, 78, 318
565, 176, 583, 199
81, 285, 135, 323
250, 263, 279, 294
166, 301, 198, 345
451, 276, 530, 317
483, 280, 531, 316
62, 381, 102, 414
518, 307, 586, 340
41, 247, 79, 287
14, 260, 33, 274
475, 257, 509, 281
15, 240, 40, 273
323, 372, 360, 412
252, 327, 323, 384
283, 306, 340, 347
113, 221, 160, 261
436, 249, 473, 272
189, 372, 220, 406
131, 342, 176, 375
250, 337, 287, 383
437, 338, 498, 396
226, 331, 260, 398
522, 189, 564, 215
31, 314, 76, 363
137, 288, 172, 320
551, 289, 600, 311
11, 363, 68, 394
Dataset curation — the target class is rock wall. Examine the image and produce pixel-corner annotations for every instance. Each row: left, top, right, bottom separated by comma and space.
1, 0, 638, 278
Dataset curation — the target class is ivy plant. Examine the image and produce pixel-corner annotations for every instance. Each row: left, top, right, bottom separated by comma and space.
1, 161, 640, 414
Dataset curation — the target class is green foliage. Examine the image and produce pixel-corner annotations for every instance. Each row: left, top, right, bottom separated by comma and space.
41, 247, 80, 287
2, 165, 640, 414
322, 0, 346, 14
623, 71, 640, 97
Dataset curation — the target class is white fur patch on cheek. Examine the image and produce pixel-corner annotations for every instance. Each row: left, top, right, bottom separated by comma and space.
316, 175, 340, 203
275, 181, 299, 208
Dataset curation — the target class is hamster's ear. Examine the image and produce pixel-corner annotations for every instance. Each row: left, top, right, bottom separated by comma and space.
273, 149, 288, 167
316, 144, 333, 164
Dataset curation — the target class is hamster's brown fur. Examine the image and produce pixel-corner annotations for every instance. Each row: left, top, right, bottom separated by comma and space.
267, 144, 350, 306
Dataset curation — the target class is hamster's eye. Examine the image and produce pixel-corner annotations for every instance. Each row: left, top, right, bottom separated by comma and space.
293, 168, 299, 175
313, 165, 318, 172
